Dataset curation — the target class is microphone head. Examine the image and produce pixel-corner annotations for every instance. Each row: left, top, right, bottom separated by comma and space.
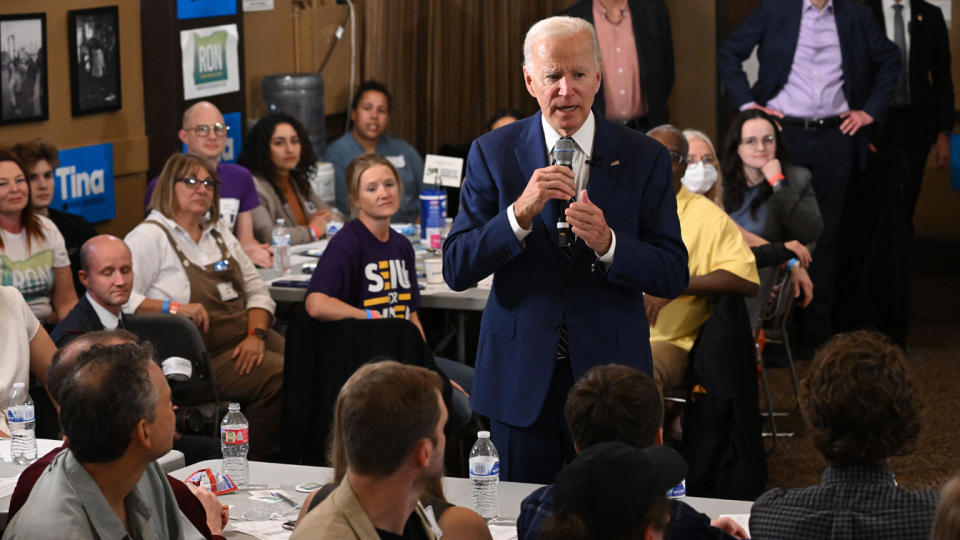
554, 137, 577, 169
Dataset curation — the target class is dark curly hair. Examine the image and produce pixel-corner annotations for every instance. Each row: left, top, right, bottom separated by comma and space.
350, 80, 392, 112
721, 109, 789, 219
237, 111, 317, 203
801, 331, 921, 467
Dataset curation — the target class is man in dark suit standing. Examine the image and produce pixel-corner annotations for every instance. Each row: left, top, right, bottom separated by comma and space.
51, 235, 132, 347
718, 0, 900, 348
868, 0, 954, 226
443, 16, 688, 484
560, 0, 674, 131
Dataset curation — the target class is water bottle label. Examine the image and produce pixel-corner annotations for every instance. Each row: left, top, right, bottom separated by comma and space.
469, 456, 500, 477
6, 408, 34, 423
273, 235, 291, 247
221, 427, 249, 444
667, 479, 686, 499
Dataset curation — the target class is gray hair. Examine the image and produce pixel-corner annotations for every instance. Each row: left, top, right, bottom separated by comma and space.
648, 124, 689, 157
683, 129, 718, 160
523, 16, 601, 69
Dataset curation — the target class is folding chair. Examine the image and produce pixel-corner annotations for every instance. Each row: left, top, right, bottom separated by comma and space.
754, 268, 801, 447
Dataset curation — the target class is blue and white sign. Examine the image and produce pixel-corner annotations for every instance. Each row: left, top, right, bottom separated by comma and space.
181, 110, 243, 163
49, 143, 115, 223
177, 0, 237, 20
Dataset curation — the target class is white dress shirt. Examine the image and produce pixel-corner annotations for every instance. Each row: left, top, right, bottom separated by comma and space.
882, 0, 911, 55
86, 291, 120, 330
124, 211, 275, 315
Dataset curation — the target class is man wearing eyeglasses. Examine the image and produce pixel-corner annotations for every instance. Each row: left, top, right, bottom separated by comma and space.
145, 101, 273, 268
645, 125, 759, 393
718, 0, 900, 350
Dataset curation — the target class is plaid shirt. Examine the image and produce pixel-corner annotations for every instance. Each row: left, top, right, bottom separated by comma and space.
517, 484, 734, 540
749, 465, 939, 540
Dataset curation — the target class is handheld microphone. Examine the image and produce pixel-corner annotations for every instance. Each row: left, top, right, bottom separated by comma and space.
554, 137, 577, 248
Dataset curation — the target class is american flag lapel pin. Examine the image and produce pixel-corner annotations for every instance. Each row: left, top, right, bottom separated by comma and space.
610, 160, 620, 167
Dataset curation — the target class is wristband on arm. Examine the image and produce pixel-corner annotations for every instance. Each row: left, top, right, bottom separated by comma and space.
767, 173, 785, 187
786, 257, 799, 270
364, 309, 381, 319
308, 224, 320, 241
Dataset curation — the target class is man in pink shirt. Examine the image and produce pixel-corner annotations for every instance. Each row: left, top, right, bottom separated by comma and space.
560, 0, 674, 131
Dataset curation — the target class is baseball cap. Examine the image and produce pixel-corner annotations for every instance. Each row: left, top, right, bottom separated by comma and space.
552, 441, 688, 538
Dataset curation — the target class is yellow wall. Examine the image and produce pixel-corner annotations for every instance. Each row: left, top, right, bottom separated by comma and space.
0, 0, 146, 238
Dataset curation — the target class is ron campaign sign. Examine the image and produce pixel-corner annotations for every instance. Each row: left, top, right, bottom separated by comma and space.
49, 143, 115, 223
181, 24, 240, 100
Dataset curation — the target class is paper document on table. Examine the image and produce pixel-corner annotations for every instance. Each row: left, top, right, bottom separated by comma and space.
229, 520, 291, 539
720, 514, 751, 538
489, 523, 518, 540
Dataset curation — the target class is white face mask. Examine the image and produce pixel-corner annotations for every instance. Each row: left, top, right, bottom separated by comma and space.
681, 161, 719, 194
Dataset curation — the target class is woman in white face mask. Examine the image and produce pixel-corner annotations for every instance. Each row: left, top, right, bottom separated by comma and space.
681, 129, 723, 206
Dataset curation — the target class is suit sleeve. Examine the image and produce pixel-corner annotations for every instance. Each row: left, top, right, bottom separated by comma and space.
442, 140, 525, 291
772, 167, 823, 246
860, 5, 901, 121
929, 6, 955, 133
717, 0, 770, 108
606, 146, 689, 298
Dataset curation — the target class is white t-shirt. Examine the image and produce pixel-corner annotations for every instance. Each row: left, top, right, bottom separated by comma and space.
0, 286, 40, 407
0, 216, 71, 322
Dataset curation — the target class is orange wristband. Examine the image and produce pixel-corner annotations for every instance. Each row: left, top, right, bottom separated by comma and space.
767, 173, 785, 186
169, 302, 180, 315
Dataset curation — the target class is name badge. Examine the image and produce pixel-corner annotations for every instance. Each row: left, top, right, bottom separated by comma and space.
217, 282, 240, 302
219, 198, 240, 229
386, 155, 406, 169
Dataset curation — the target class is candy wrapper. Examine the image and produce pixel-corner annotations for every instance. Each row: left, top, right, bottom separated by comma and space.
185, 468, 239, 495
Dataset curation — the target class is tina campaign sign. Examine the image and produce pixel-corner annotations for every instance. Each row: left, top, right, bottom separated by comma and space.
49, 143, 115, 223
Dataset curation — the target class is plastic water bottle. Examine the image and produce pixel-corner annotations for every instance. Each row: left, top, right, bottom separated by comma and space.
272, 218, 291, 275
221, 402, 249, 488
7, 382, 37, 465
469, 430, 500, 521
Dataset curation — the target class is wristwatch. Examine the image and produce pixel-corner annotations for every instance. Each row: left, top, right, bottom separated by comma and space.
248, 328, 267, 341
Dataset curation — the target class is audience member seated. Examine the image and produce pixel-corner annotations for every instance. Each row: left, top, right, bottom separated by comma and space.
304, 154, 472, 411
10, 329, 227, 540
682, 129, 723, 207
0, 149, 78, 325
749, 331, 938, 540
0, 285, 55, 432
685, 127, 814, 306
518, 364, 747, 540
489, 108, 521, 131
125, 152, 284, 460
238, 111, 334, 246
933, 474, 960, 540
4, 341, 226, 539
145, 101, 273, 268
539, 441, 683, 540
645, 125, 759, 392
291, 361, 448, 539
325, 80, 424, 222
50, 236, 221, 464
295, 357, 490, 540
721, 110, 823, 322
12, 139, 99, 296
51, 235, 133, 346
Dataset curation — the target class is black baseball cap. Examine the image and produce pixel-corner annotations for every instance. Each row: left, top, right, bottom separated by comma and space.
552, 441, 687, 538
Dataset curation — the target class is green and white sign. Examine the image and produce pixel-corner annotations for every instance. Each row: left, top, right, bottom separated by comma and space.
180, 24, 240, 100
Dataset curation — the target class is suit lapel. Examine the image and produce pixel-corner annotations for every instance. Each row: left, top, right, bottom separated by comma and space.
833, 0, 855, 98
584, 119, 624, 214
783, 0, 804, 83
513, 113, 556, 242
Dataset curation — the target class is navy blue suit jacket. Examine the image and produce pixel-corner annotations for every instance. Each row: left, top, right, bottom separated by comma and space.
50, 294, 105, 348
718, 0, 900, 122
442, 113, 688, 427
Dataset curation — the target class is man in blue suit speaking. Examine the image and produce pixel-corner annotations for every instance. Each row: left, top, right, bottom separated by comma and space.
442, 16, 688, 484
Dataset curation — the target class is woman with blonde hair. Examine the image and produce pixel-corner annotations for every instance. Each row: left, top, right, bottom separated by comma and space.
932, 474, 960, 540
125, 152, 284, 459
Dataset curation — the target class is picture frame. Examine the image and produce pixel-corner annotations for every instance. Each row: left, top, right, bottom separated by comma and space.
0, 13, 48, 125
68, 6, 121, 116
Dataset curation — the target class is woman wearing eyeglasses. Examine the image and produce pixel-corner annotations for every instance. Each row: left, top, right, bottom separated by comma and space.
125, 153, 284, 459
238, 112, 335, 246
720, 109, 823, 317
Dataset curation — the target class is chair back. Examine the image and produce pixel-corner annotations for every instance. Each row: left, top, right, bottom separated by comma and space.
758, 268, 796, 334
282, 317, 449, 465
124, 313, 219, 407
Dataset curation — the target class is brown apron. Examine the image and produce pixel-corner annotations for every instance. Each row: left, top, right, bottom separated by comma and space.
147, 221, 248, 356
147, 220, 284, 460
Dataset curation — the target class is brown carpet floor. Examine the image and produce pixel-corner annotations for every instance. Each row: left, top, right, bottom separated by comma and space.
762, 236, 960, 493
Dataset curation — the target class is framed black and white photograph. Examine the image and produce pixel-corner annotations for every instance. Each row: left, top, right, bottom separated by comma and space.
0, 13, 48, 125
69, 6, 121, 116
